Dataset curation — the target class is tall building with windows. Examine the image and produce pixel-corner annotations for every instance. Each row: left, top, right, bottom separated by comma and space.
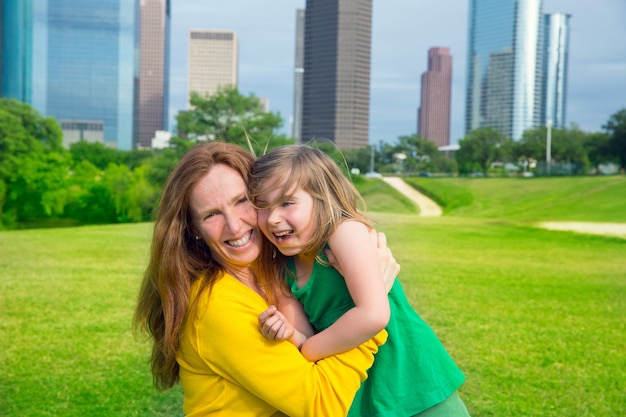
135, 0, 171, 149
291, 9, 305, 142
465, 0, 543, 140
1, 0, 170, 150
38, 0, 138, 149
301, 0, 372, 149
541, 12, 570, 129
187, 29, 238, 107
418, 47, 452, 147
1, 0, 33, 103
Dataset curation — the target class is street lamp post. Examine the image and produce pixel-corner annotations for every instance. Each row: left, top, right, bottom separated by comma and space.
546, 119, 552, 175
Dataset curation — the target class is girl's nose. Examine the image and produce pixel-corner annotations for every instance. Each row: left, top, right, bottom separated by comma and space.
267, 209, 281, 225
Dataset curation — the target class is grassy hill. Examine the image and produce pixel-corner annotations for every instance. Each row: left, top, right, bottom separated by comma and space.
402, 175, 626, 223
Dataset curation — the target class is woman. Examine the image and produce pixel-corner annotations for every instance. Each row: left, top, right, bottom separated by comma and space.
134, 141, 396, 416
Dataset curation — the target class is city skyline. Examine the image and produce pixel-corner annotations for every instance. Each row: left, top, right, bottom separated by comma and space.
170, 0, 625, 146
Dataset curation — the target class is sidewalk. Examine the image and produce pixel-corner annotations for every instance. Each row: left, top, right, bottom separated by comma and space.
382, 177, 442, 217
538, 221, 626, 238
380, 177, 625, 239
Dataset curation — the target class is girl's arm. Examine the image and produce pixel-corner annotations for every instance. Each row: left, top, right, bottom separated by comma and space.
259, 227, 399, 353
300, 220, 391, 361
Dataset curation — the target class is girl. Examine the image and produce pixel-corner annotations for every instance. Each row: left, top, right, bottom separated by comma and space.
248, 145, 470, 417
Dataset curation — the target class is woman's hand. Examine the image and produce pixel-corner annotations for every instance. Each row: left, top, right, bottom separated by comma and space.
325, 229, 400, 293
370, 230, 400, 292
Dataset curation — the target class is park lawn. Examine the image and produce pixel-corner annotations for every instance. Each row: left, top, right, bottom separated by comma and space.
371, 213, 625, 417
0, 223, 184, 417
1, 214, 625, 416
0, 176, 624, 415
404, 175, 626, 223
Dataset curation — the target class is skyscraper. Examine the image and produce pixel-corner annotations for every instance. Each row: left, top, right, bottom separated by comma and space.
135, 0, 171, 149
291, 9, 305, 142
187, 29, 238, 106
46, 1, 138, 149
541, 12, 570, 129
2, 0, 170, 150
1, 0, 33, 103
465, 0, 543, 140
301, 0, 372, 149
418, 47, 452, 147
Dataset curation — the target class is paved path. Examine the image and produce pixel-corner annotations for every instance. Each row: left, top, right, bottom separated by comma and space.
382, 177, 442, 217
538, 221, 626, 238
381, 177, 625, 239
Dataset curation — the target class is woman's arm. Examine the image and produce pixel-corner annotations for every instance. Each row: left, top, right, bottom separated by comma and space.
186, 276, 387, 417
299, 221, 391, 361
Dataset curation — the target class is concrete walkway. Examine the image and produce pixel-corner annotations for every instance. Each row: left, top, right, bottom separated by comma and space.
538, 221, 626, 238
381, 177, 625, 239
382, 177, 442, 217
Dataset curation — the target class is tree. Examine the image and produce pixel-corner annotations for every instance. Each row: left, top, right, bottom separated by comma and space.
583, 131, 613, 169
604, 108, 626, 170
514, 126, 589, 174
371, 135, 451, 175
393, 135, 441, 174
342, 147, 374, 174
69, 141, 125, 170
0, 99, 70, 227
176, 86, 291, 155
456, 127, 511, 175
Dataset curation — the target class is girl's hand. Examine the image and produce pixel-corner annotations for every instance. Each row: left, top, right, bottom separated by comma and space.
325, 229, 400, 293
259, 305, 293, 340
259, 306, 308, 349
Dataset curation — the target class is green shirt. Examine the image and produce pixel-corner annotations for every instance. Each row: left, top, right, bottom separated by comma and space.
287, 255, 466, 417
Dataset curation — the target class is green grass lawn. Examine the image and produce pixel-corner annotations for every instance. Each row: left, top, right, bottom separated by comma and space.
372, 214, 625, 417
404, 175, 626, 223
1, 176, 625, 416
0, 224, 184, 417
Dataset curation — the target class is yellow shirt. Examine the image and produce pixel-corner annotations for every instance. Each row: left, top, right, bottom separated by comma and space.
177, 272, 387, 417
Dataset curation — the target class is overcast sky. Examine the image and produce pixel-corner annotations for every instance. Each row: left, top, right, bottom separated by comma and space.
169, 0, 626, 145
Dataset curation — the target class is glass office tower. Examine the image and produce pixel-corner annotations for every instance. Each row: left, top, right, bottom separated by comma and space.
1, 0, 33, 102
291, 9, 305, 142
541, 12, 570, 129
43, 0, 136, 149
465, 0, 543, 140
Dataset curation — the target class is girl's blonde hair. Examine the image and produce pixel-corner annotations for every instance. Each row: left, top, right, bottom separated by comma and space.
248, 145, 372, 261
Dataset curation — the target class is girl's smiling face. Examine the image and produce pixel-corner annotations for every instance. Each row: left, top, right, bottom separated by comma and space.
256, 183, 317, 258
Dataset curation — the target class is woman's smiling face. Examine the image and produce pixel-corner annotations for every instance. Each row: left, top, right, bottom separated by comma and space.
189, 163, 262, 270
